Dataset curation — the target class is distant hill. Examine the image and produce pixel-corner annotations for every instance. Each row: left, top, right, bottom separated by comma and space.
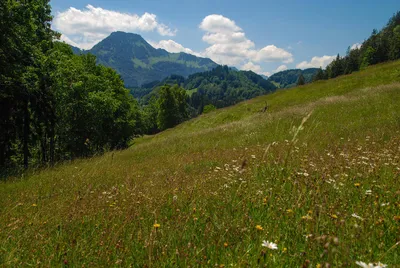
135, 65, 276, 113
267, 68, 319, 88
71, 32, 218, 87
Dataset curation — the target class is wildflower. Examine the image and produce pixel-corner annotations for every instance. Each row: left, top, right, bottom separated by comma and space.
301, 215, 312, 220
173, 195, 177, 202
251, 155, 256, 159
261, 240, 278, 250
282, 247, 287, 253
365, 190, 372, 195
224, 242, 228, 248
331, 214, 338, 219
153, 223, 160, 229
286, 209, 294, 214
316, 264, 322, 268
32, 204, 37, 207
393, 215, 400, 221
354, 183, 361, 187
255, 225, 263, 231
355, 261, 387, 268
352, 213, 364, 221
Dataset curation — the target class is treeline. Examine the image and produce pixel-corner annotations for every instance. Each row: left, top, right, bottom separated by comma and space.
0, 1, 141, 172
314, 12, 400, 81
268, 68, 319, 88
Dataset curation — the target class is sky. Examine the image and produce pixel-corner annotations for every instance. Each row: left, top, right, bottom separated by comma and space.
50, 0, 399, 76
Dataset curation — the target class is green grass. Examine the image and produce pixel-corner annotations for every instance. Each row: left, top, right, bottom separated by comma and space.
1, 61, 400, 267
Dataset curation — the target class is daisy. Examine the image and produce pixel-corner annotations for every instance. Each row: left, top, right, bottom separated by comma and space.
352, 213, 364, 221
355, 261, 387, 268
261, 240, 278, 250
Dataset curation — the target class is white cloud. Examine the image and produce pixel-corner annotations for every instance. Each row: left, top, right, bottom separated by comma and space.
351, 43, 362, 50
241, 62, 270, 77
256, 46, 293, 63
199, 14, 293, 66
296, 55, 336, 69
199, 14, 242, 33
53, 5, 176, 49
274, 65, 288, 72
148, 39, 201, 56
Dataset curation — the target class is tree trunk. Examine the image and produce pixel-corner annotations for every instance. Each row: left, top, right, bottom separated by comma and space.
23, 100, 30, 169
49, 120, 55, 166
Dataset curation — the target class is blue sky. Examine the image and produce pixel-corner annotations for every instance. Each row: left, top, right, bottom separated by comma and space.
50, 0, 399, 76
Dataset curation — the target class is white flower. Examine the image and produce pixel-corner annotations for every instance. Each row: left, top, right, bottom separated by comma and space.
355, 261, 387, 268
173, 195, 178, 201
365, 190, 372, 195
261, 240, 278, 250
352, 213, 364, 221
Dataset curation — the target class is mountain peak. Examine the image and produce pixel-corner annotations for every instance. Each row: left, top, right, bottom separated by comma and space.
78, 32, 218, 87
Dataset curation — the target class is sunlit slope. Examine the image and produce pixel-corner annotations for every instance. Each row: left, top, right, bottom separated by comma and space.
1, 61, 399, 266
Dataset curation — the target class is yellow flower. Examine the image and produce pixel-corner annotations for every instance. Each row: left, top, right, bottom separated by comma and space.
301, 215, 312, 220
282, 247, 287, 253
354, 183, 361, 187
153, 223, 160, 229
331, 214, 338, 219
32, 204, 37, 207
286, 209, 294, 214
316, 264, 322, 268
224, 242, 228, 248
256, 225, 263, 231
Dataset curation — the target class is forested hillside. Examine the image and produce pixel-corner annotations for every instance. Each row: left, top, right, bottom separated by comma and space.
268, 68, 319, 88
314, 11, 400, 81
131, 66, 276, 133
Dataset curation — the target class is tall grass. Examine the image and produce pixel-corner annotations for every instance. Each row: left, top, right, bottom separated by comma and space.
0, 61, 399, 267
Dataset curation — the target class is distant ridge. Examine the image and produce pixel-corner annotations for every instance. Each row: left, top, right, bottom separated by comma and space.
71, 32, 218, 87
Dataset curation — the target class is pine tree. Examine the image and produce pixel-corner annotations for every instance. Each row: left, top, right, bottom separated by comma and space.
297, 73, 305, 86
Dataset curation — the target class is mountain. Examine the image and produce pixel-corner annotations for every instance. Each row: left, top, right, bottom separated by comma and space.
136, 65, 277, 112
260, 74, 269, 80
267, 68, 319, 88
72, 32, 218, 87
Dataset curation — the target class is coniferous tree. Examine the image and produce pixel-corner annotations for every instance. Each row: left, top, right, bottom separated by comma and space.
297, 74, 305, 86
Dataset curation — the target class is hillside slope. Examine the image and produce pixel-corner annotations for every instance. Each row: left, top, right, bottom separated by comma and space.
1, 61, 400, 266
74, 32, 218, 87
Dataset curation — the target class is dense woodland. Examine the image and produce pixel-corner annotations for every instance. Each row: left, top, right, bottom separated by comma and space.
0, 1, 143, 172
1, 1, 399, 173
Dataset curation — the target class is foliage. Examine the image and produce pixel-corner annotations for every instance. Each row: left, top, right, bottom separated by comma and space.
297, 73, 305, 85
0, 2, 142, 172
202, 104, 217, 114
268, 68, 319, 88
157, 85, 188, 130
321, 11, 400, 79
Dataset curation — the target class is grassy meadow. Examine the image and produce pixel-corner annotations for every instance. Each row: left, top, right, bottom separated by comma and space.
1, 61, 400, 267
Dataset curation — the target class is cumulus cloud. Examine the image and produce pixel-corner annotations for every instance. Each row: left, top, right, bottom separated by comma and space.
256, 46, 294, 63
274, 65, 288, 72
296, 55, 336, 69
199, 14, 293, 66
53, 5, 176, 49
148, 39, 201, 56
241, 62, 271, 77
351, 43, 362, 50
